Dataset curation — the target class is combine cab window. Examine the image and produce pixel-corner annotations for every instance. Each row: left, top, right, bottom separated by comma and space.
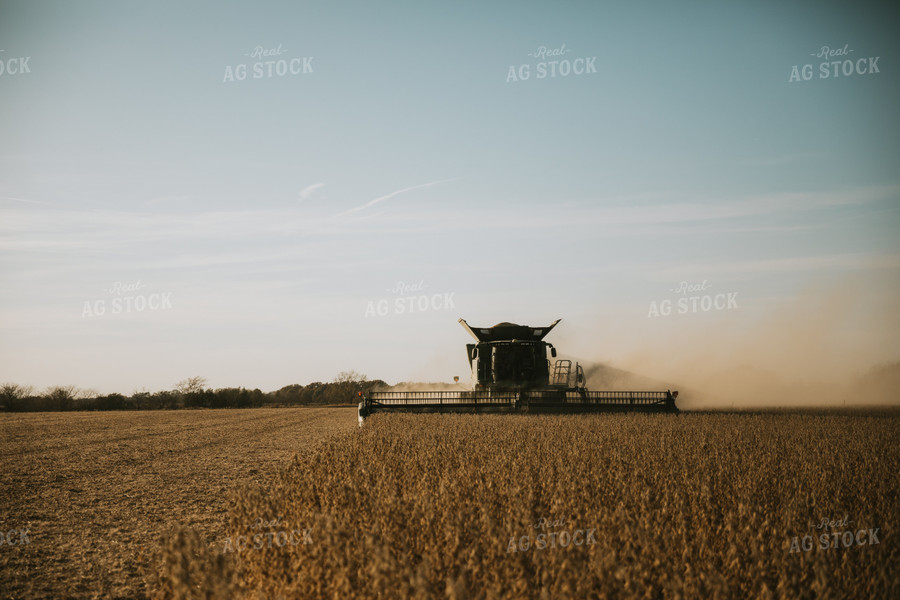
489, 343, 549, 387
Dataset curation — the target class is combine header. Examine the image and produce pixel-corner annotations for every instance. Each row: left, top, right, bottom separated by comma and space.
358, 318, 678, 423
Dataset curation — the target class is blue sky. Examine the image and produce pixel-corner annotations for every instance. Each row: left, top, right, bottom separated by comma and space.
1, 0, 898, 394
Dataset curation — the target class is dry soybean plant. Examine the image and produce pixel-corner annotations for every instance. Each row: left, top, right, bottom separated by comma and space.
157, 412, 900, 599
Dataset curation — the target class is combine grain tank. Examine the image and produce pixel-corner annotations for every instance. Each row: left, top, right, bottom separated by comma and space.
358, 318, 678, 423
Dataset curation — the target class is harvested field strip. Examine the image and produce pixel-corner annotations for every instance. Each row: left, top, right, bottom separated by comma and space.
0, 410, 287, 459
0, 407, 356, 599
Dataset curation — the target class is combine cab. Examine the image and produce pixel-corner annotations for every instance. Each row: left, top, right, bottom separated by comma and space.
358, 318, 678, 423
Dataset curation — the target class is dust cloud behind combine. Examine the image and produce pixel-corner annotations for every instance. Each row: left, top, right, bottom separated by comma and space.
584, 279, 900, 409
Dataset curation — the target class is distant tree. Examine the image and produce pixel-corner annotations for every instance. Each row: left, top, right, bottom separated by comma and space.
154, 390, 181, 410
44, 385, 78, 411
132, 388, 151, 410
175, 376, 207, 395
333, 371, 367, 384
74, 388, 101, 410
208, 387, 266, 408
248, 388, 265, 407
183, 388, 213, 408
0, 383, 33, 411
96, 393, 127, 410
271, 384, 304, 405
0, 375, 390, 412
304, 382, 326, 403
1, 383, 32, 401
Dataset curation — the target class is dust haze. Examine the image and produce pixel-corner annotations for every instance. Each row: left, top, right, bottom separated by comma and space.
583, 278, 900, 409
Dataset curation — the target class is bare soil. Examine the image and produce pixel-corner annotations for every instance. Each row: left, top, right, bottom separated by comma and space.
0, 407, 356, 599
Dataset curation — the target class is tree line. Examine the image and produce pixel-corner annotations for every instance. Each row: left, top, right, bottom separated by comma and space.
0, 372, 386, 412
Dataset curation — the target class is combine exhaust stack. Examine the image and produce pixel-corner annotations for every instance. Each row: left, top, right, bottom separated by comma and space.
358, 318, 678, 423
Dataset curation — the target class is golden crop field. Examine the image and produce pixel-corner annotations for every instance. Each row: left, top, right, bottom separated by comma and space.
166, 411, 900, 599
3, 409, 898, 599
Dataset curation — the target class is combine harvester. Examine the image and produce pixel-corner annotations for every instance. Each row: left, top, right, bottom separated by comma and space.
358, 318, 678, 423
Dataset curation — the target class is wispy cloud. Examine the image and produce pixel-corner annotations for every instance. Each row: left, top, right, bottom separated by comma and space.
324, 184, 899, 236
333, 178, 457, 218
652, 253, 900, 281
0, 195, 55, 207
298, 182, 326, 202
1, 183, 895, 280
141, 194, 195, 208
